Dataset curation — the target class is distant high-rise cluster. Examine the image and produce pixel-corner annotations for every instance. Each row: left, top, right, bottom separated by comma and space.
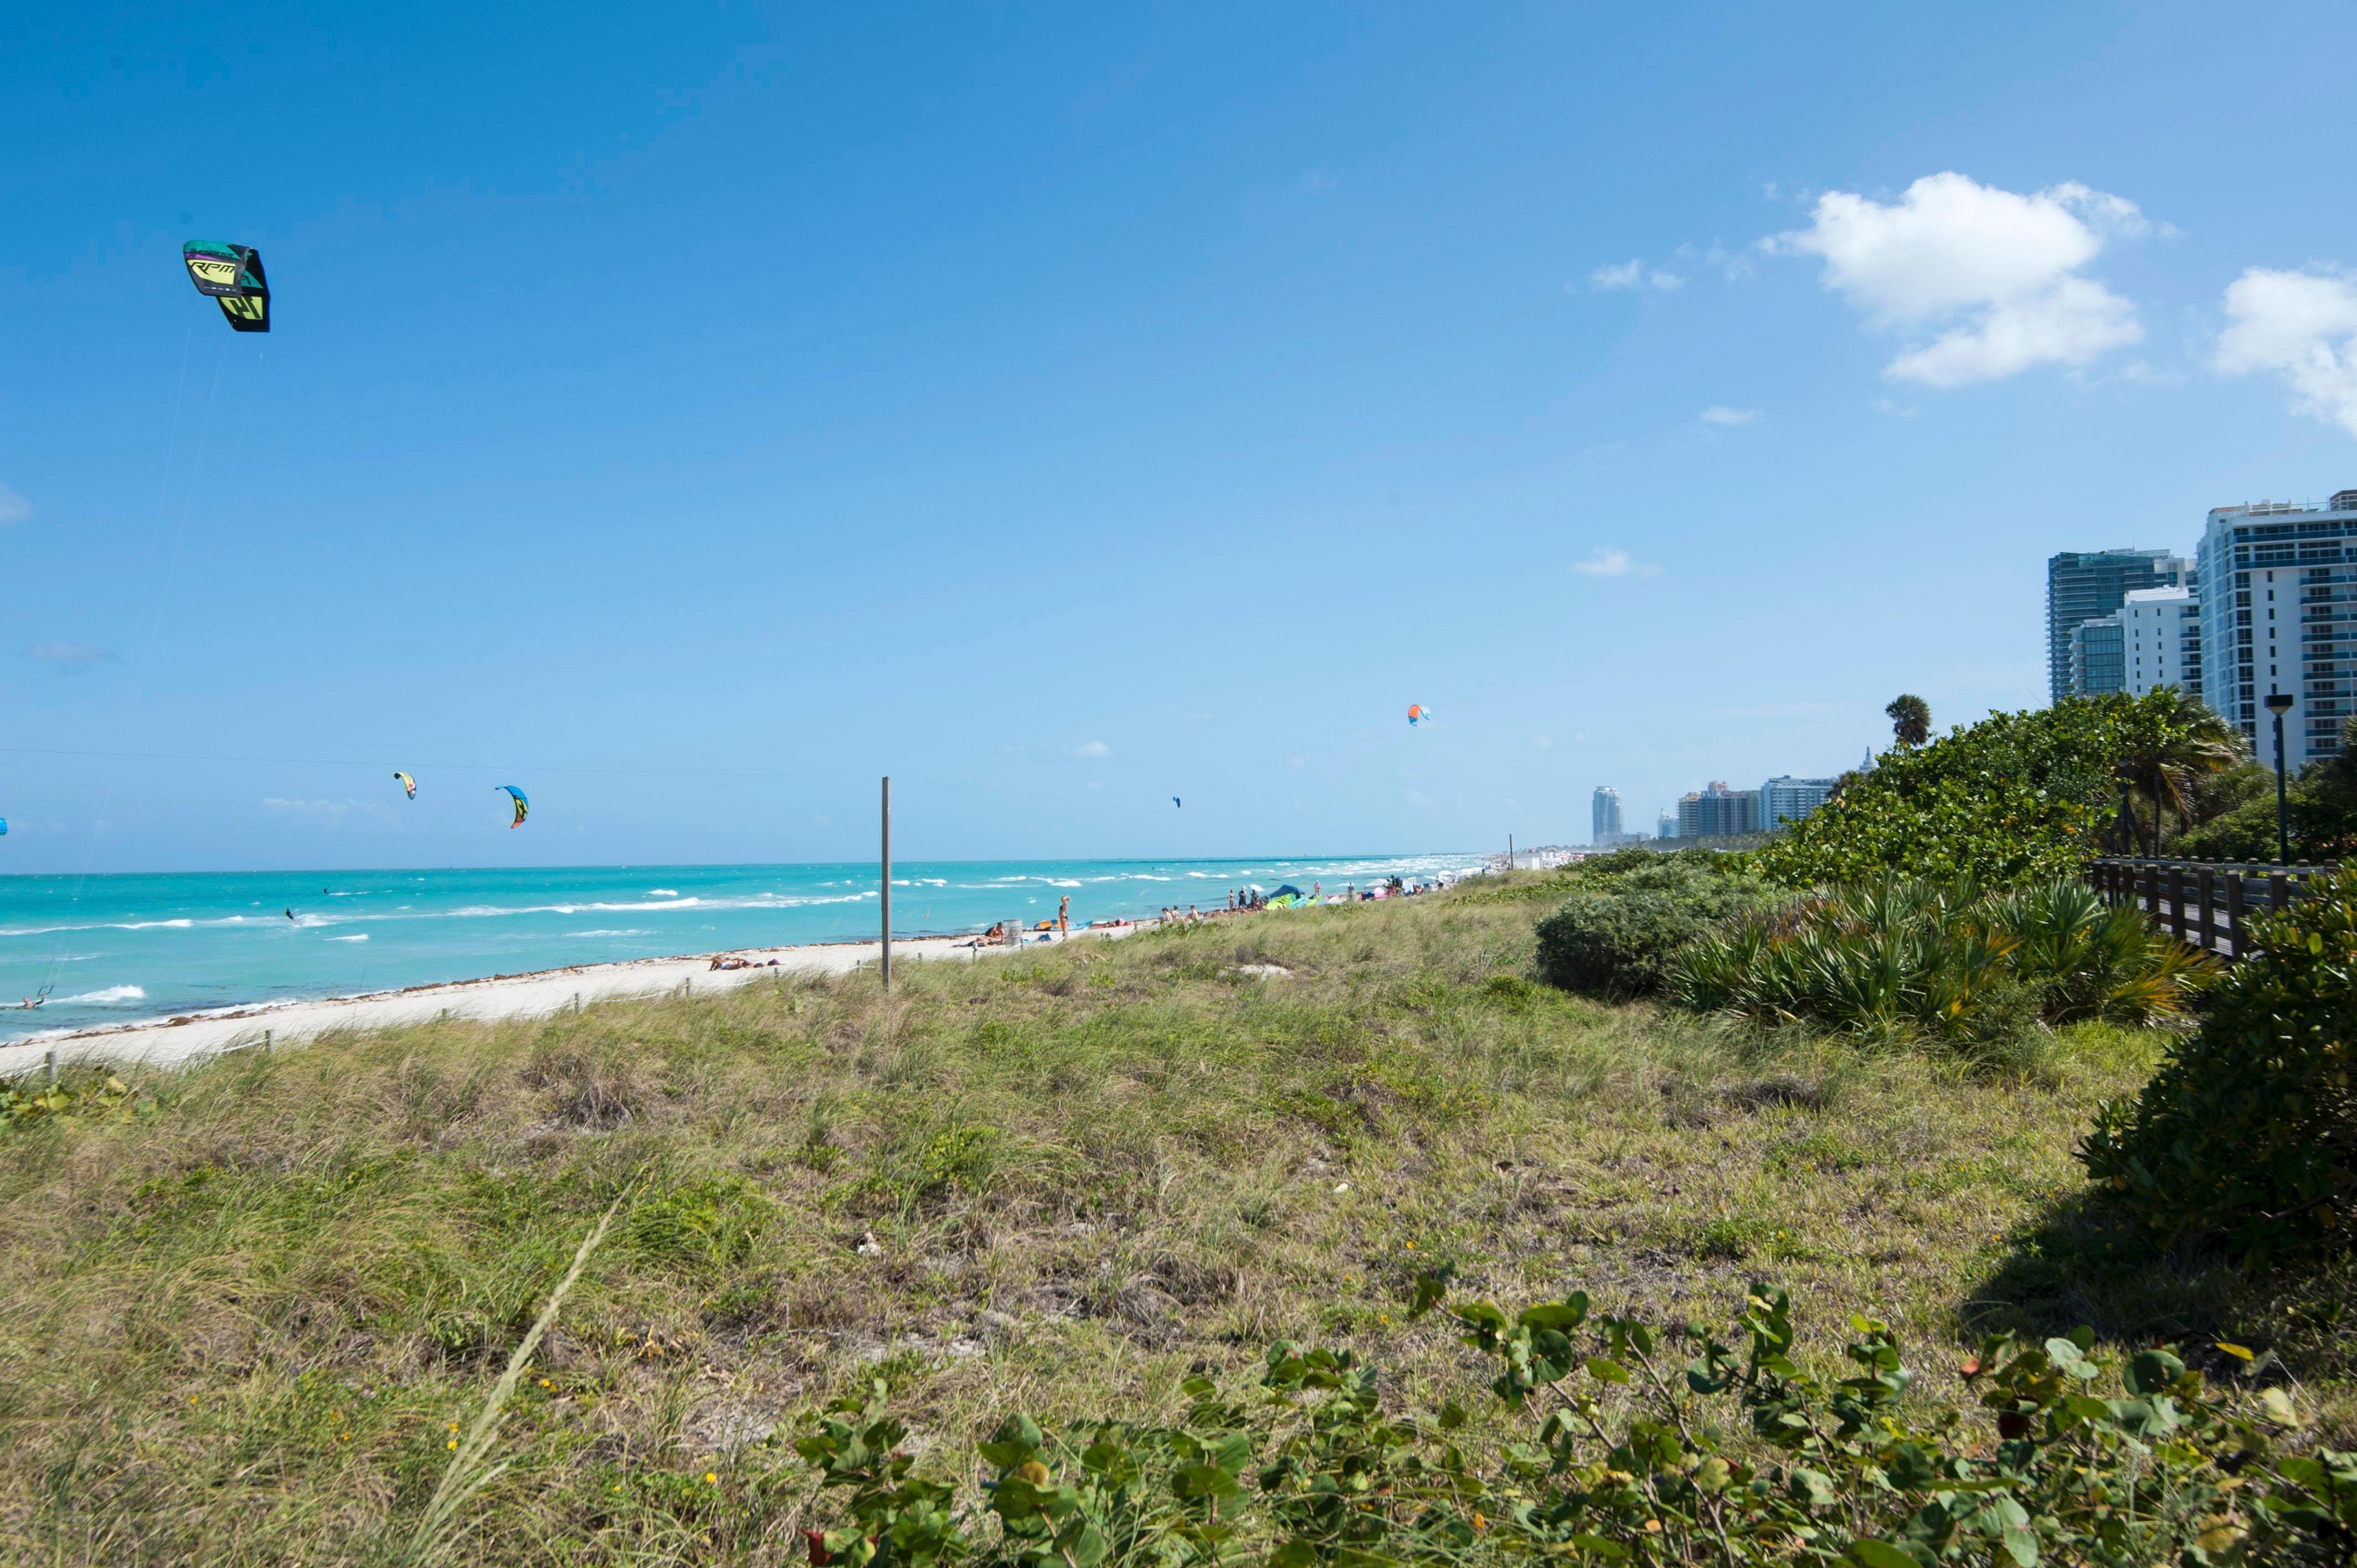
2049, 489, 2357, 770
1646, 773, 1840, 841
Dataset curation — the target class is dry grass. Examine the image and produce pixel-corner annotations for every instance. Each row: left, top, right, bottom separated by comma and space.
0, 883, 2341, 1564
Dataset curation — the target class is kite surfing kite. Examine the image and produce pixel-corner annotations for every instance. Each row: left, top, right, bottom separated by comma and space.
0, 818, 7, 837
394, 771, 416, 800
1408, 704, 1431, 726
1172, 796, 1182, 808
497, 785, 528, 829
182, 243, 270, 333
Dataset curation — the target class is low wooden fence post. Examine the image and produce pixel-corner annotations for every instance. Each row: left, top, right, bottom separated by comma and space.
2198, 869, 2215, 954
2227, 871, 2247, 959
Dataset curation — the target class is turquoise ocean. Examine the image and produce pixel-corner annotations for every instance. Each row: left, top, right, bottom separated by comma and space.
0, 853, 1480, 1045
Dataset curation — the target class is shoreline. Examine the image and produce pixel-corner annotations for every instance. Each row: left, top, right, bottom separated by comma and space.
0, 924, 1137, 1076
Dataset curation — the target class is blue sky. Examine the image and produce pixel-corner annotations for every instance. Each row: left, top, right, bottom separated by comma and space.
9, 1, 2357, 873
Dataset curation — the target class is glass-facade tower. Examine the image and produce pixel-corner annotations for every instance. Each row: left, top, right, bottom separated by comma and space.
2046, 549, 2192, 703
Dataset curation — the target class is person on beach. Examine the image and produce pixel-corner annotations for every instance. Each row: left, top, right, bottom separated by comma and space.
1057, 895, 1070, 934
284, 908, 296, 922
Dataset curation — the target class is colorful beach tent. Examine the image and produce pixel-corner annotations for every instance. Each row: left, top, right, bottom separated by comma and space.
496, 785, 528, 828
181, 243, 270, 333
394, 771, 416, 800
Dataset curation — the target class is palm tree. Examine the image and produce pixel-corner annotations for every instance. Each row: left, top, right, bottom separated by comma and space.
2114, 688, 2245, 857
1885, 694, 1932, 747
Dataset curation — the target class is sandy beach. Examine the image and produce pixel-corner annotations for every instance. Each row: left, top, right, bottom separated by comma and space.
0, 925, 1130, 1077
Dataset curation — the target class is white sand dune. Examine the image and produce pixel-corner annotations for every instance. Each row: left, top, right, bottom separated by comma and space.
0, 925, 1133, 1077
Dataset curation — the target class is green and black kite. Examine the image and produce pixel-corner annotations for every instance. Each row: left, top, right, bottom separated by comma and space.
181, 242, 270, 333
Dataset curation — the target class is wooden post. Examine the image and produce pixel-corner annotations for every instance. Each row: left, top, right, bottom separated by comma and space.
2227, 871, 2246, 958
44, 1050, 56, 1087
2198, 869, 2215, 954
2270, 870, 2288, 913
263, 1029, 272, 1055
2168, 865, 2185, 942
881, 776, 893, 992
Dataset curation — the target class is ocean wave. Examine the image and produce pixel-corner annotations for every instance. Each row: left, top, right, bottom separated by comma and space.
565, 929, 651, 937
327, 934, 369, 943
649, 888, 679, 896
0, 917, 200, 937
58, 985, 146, 1005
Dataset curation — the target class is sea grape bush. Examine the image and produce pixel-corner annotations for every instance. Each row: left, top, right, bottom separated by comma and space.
1532, 860, 1781, 999
1752, 690, 2216, 891
794, 1271, 2354, 1567
2082, 866, 2357, 1265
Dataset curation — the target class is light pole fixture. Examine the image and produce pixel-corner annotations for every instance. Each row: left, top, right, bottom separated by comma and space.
2265, 690, 2296, 865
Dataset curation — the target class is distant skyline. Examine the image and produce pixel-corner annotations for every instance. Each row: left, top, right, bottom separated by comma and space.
9, 3, 2357, 872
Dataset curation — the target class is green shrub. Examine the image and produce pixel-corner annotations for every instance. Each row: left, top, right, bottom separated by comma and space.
2081, 867, 2357, 1265
1752, 689, 2234, 890
1671, 879, 2214, 1048
1531, 862, 1778, 998
795, 1270, 2350, 1568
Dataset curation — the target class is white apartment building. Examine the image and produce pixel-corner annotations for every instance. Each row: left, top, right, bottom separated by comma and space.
1759, 775, 1837, 829
2198, 493, 2357, 771
2118, 586, 2202, 697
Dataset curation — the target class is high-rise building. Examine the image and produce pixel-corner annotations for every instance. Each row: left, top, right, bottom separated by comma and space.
2069, 613, 2126, 695
2198, 492, 2357, 768
1759, 775, 1837, 829
2047, 549, 2193, 702
1591, 786, 1623, 845
1657, 809, 1678, 840
1677, 781, 1760, 838
2118, 586, 2202, 696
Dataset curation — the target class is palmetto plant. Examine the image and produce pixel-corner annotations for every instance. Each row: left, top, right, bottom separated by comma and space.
1672, 878, 2215, 1043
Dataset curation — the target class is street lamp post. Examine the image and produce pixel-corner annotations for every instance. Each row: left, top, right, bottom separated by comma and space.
2264, 691, 2296, 865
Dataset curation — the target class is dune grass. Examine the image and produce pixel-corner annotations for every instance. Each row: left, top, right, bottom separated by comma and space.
0, 878, 2343, 1564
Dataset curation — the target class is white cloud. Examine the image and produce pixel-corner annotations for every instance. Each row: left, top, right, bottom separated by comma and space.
1532, 735, 1552, 750
1074, 740, 1111, 759
1700, 405, 1759, 426
1767, 172, 2148, 386
29, 641, 115, 667
1589, 259, 1684, 292
263, 798, 360, 817
0, 484, 29, 525
2215, 266, 2357, 436
1571, 545, 1659, 579
1403, 788, 1429, 808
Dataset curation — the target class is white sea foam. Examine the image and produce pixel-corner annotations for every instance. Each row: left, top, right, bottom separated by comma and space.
59, 986, 146, 1005
565, 929, 651, 937
649, 888, 680, 896
328, 934, 369, 943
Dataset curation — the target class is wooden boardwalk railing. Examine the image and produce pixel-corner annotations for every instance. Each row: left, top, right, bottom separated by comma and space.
2090, 857, 2339, 959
